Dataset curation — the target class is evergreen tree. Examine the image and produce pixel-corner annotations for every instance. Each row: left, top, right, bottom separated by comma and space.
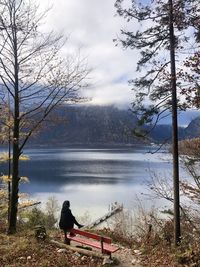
115, 0, 200, 126
115, 0, 200, 245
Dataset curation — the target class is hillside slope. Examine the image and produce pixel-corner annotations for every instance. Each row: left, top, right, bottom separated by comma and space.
27, 106, 200, 146
28, 105, 139, 145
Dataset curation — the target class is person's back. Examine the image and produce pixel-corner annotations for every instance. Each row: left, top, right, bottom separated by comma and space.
59, 204, 75, 230
59, 200, 84, 244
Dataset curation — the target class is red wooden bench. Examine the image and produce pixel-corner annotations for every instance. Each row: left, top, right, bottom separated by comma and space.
67, 229, 119, 257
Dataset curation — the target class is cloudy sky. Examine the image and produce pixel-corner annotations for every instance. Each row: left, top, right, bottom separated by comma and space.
38, 0, 199, 125
39, 0, 139, 108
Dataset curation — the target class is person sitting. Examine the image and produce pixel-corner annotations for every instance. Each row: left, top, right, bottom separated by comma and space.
59, 200, 84, 244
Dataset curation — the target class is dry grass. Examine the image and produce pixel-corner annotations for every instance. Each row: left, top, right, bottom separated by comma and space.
0, 226, 102, 267
179, 138, 200, 158
139, 219, 200, 267
106, 208, 200, 267
1, 209, 200, 266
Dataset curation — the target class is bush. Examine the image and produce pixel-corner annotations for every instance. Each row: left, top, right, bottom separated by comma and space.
23, 207, 47, 228
20, 197, 60, 230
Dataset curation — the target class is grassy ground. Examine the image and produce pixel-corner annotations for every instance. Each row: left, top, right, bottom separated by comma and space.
99, 224, 200, 267
0, 229, 103, 267
1, 222, 200, 266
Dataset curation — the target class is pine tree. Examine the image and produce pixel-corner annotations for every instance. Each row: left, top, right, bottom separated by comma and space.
115, 0, 200, 246
115, 0, 200, 125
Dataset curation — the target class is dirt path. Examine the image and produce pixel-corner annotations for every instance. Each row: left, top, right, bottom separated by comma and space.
54, 236, 144, 266
114, 247, 143, 267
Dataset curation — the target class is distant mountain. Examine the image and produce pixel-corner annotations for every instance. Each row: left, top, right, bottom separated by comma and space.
148, 116, 200, 141
28, 105, 139, 146
148, 124, 185, 142
27, 106, 200, 146
184, 117, 200, 139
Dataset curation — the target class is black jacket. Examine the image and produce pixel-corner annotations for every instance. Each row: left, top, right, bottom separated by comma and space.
59, 207, 80, 230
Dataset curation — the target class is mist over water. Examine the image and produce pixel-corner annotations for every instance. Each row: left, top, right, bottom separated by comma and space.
0, 145, 186, 220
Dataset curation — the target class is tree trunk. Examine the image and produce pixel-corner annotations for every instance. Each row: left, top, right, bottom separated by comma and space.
7, 80, 20, 233
7, 94, 11, 222
169, 0, 181, 246
8, 10, 20, 234
8, 131, 20, 234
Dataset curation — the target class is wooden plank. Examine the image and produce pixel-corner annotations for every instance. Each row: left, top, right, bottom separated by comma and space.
50, 239, 105, 259
67, 235, 119, 253
85, 204, 123, 229
71, 229, 111, 244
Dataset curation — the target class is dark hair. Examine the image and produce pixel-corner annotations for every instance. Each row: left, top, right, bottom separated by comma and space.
62, 200, 70, 209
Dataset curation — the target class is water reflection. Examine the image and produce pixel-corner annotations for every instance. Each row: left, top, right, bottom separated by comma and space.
0, 146, 177, 218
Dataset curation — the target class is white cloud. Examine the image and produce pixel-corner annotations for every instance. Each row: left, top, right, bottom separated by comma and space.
85, 82, 133, 108
37, 0, 139, 107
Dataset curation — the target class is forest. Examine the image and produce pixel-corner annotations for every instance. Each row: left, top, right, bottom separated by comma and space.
0, 0, 200, 266
26, 105, 200, 145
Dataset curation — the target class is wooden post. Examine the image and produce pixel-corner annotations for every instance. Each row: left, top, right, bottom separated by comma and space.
100, 236, 104, 254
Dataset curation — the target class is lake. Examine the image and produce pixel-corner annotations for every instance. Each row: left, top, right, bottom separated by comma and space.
0, 145, 186, 221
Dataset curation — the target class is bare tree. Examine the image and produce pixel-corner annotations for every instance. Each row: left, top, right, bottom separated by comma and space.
0, 0, 89, 234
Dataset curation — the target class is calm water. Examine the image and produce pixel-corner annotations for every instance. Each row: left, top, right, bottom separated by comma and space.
0, 145, 183, 220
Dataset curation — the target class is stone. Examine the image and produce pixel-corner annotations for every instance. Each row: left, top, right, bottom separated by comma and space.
131, 258, 138, 265
19, 257, 26, 261
133, 249, 142, 255
27, 256, 32, 260
57, 248, 67, 253
74, 252, 81, 257
102, 257, 114, 265
81, 256, 87, 261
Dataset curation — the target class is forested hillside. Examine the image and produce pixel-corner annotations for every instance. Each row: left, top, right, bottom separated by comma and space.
27, 105, 200, 146
183, 117, 200, 139
28, 105, 139, 145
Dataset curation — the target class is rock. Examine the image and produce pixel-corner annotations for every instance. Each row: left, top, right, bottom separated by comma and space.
57, 248, 67, 253
74, 252, 81, 257
19, 257, 26, 261
34, 225, 47, 241
27, 256, 32, 260
81, 256, 87, 261
133, 249, 142, 255
131, 258, 139, 265
102, 257, 114, 265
